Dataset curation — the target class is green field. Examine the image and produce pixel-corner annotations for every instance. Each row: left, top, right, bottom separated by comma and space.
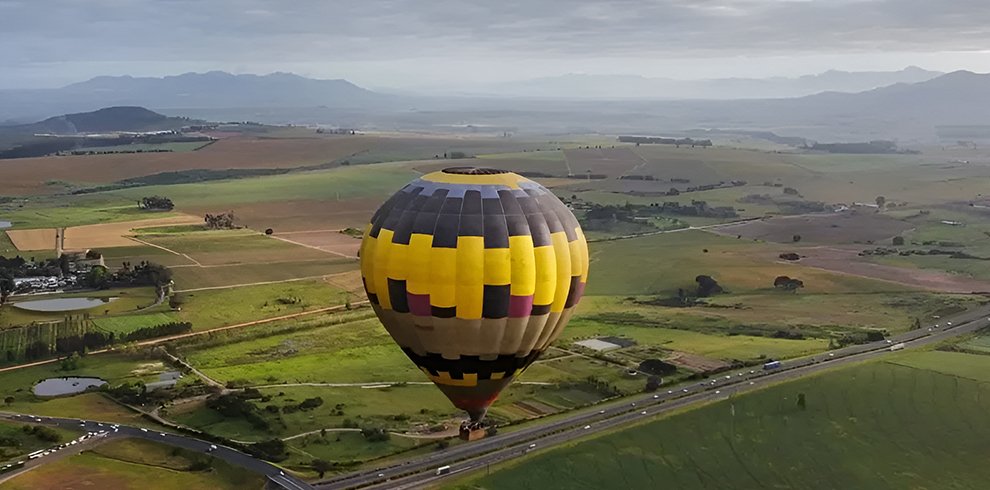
107, 163, 418, 209
92, 312, 180, 334
170, 260, 357, 291
0, 420, 79, 462
173, 280, 351, 331
0, 438, 265, 490
0, 194, 179, 230
457, 352, 990, 490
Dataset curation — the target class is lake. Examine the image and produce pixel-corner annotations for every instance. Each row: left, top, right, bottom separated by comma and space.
33, 377, 107, 397
12, 297, 118, 312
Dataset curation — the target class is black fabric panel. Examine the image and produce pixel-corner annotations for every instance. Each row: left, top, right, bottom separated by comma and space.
381, 188, 417, 232
439, 196, 463, 215
392, 193, 429, 245
432, 214, 460, 248
505, 214, 531, 237
527, 213, 552, 247
530, 304, 551, 315
537, 195, 564, 233
551, 200, 580, 241
461, 190, 482, 214
387, 278, 409, 313
497, 189, 524, 215
483, 214, 509, 248
458, 211, 484, 237
482, 284, 511, 319
564, 275, 582, 308
431, 305, 457, 318
411, 189, 449, 235
402, 348, 544, 380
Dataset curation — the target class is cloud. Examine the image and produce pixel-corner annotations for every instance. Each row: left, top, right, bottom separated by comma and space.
2, 0, 990, 86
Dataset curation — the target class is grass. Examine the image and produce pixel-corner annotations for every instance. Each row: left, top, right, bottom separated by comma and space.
455, 352, 990, 490
0, 438, 265, 490
106, 163, 418, 210
140, 229, 331, 266
173, 280, 351, 331
585, 230, 907, 297
170, 260, 357, 290
0, 194, 178, 230
0, 420, 80, 462
92, 312, 180, 334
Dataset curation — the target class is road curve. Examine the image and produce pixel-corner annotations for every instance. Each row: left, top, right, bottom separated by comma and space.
0, 413, 314, 490
317, 304, 990, 490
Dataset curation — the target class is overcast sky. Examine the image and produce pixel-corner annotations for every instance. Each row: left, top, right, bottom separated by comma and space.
2, 0, 990, 89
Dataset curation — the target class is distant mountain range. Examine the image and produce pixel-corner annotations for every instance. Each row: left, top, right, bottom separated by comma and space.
0, 71, 389, 123
2, 68, 989, 142
428, 66, 943, 100
14, 106, 188, 135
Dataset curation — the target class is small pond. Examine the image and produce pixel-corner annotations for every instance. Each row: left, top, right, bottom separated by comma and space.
33, 377, 107, 397
0, 221, 11, 229
12, 297, 118, 312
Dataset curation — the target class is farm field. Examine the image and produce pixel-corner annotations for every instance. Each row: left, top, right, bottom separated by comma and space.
1, 135, 376, 196
585, 230, 909, 297
457, 352, 990, 490
59, 141, 213, 154
171, 279, 352, 331
0, 438, 266, 490
170, 261, 357, 291
138, 229, 332, 266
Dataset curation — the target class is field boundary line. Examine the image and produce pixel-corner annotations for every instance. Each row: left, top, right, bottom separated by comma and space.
275, 229, 348, 235
269, 234, 358, 259
128, 236, 201, 266
173, 274, 345, 293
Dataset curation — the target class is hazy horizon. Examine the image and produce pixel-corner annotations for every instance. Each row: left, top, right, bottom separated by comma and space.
3, 0, 990, 91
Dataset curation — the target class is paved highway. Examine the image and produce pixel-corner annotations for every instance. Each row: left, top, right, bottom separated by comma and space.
318, 304, 990, 490
0, 413, 313, 490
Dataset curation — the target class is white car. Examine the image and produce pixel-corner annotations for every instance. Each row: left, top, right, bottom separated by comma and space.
667, 390, 673, 394
749, 381, 755, 385
529, 443, 537, 449
682, 388, 688, 393
715, 390, 721, 394
598, 410, 605, 414
641, 411, 647, 415
160, 433, 167, 437
947, 322, 953, 326
724, 375, 731, 380
652, 395, 659, 399
209, 445, 218, 451
583, 425, 591, 430
140, 428, 148, 433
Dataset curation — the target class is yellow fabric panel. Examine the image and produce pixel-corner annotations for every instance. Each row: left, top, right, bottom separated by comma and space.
388, 242, 409, 280
456, 236, 484, 319
532, 245, 557, 305
429, 247, 457, 308
406, 233, 433, 295
359, 232, 377, 294
483, 248, 511, 286
490, 371, 505, 380
508, 235, 536, 296
549, 231, 573, 313
371, 229, 395, 309
421, 171, 522, 188
574, 227, 590, 282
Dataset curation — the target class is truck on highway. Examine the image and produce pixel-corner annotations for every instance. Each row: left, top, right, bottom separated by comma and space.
763, 360, 782, 370
436, 466, 451, 476
889, 343, 905, 351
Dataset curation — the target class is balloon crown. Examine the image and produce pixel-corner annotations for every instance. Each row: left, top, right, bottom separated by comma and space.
441, 167, 510, 175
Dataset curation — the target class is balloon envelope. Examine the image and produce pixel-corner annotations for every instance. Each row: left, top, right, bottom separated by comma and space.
360, 167, 589, 421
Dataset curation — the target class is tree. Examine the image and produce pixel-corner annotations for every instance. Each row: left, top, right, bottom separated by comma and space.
639, 359, 677, 376
312, 459, 333, 478
3, 396, 13, 406
0, 271, 13, 305
265, 228, 274, 235
875, 196, 886, 210
85, 265, 109, 289
57, 254, 70, 275
892, 236, 905, 246
139, 196, 175, 211
792, 234, 802, 242
797, 393, 807, 410
773, 276, 804, 291
644, 376, 662, 392
695, 275, 723, 297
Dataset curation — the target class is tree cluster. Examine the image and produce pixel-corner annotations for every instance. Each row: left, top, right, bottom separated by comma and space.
138, 196, 175, 211
204, 212, 236, 229
695, 275, 724, 297
638, 359, 678, 376
121, 322, 191, 342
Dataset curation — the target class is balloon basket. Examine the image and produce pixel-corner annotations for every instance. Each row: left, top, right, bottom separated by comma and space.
459, 420, 488, 441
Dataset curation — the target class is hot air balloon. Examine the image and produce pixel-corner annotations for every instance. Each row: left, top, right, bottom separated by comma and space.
359, 167, 589, 422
